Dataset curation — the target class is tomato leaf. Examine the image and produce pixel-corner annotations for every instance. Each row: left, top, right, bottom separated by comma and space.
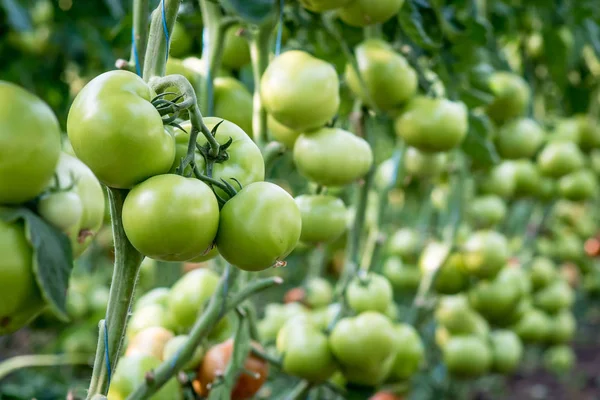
461, 113, 499, 167
220, 0, 276, 25
398, 0, 442, 50
0, 207, 73, 321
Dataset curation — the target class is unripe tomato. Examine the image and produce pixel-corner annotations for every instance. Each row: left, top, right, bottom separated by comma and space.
435, 295, 489, 336
341, 357, 396, 387
404, 147, 448, 178
551, 118, 580, 143
490, 330, 523, 374
122, 174, 219, 262
537, 141, 584, 178
339, 0, 404, 27
125, 326, 174, 360
68, 71, 175, 188
462, 230, 509, 278
547, 311, 575, 344
498, 266, 532, 297
135, 287, 170, 311
221, 25, 251, 70
543, 345, 575, 374
533, 280, 574, 314
558, 169, 598, 201
166, 58, 203, 100
38, 191, 83, 233
61, 328, 97, 355
310, 303, 341, 330
127, 304, 175, 340
216, 182, 302, 271
443, 335, 492, 378
258, 303, 309, 341
495, 118, 544, 159
485, 72, 530, 124
213, 77, 253, 136
468, 195, 507, 228
197, 339, 269, 399
169, 21, 192, 58
513, 160, 541, 197
305, 277, 334, 309
107, 354, 182, 400
295, 194, 347, 244
479, 161, 518, 198
268, 115, 300, 149
529, 257, 557, 291
0, 81, 61, 204
394, 96, 468, 153
168, 269, 220, 330
383, 257, 421, 291
162, 335, 205, 371
433, 253, 469, 295
299, 0, 351, 12
576, 114, 600, 151
261, 50, 339, 132
276, 316, 337, 381
387, 228, 420, 262
389, 324, 424, 381
347, 273, 393, 314
345, 39, 417, 111
468, 278, 521, 323
293, 127, 373, 186
511, 308, 550, 343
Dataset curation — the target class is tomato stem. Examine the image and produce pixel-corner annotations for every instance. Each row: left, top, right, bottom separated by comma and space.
129, 0, 149, 73
142, 0, 181, 81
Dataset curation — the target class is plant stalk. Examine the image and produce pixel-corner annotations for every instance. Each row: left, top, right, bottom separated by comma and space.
129, 0, 150, 73
198, 0, 225, 115
142, 0, 181, 81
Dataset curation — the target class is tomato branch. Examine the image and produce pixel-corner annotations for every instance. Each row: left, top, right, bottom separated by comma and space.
142, 0, 181, 80
129, 0, 149, 73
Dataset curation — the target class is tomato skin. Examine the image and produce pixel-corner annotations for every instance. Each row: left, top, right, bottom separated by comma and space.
533, 280, 574, 314
558, 169, 598, 201
443, 335, 492, 378
387, 228, 420, 261
305, 277, 334, 309
168, 269, 220, 331
169, 21, 192, 58
511, 308, 550, 343
261, 50, 340, 132
134, 287, 170, 311
389, 324, 424, 381
576, 114, 600, 151
462, 230, 509, 278
468, 277, 521, 324
122, 174, 219, 262
513, 160, 542, 197
295, 194, 347, 244
479, 161, 518, 198
125, 326, 174, 361
213, 78, 253, 136
38, 191, 83, 233
268, 115, 300, 149
127, 304, 176, 340
382, 257, 421, 291
394, 96, 468, 153
258, 303, 309, 341
276, 316, 337, 381
0, 81, 61, 204
468, 195, 507, 228
543, 345, 575, 374
197, 339, 269, 400
529, 257, 557, 291
345, 39, 417, 111
294, 128, 373, 186
339, 0, 404, 27
537, 141, 584, 178
404, 147, 448, 178
216, 182, 302, 271
495, 118, 544, 159
67, 70, 175, 189
221, 25, 251, 70
485, 72, 530, 124
347, 273, 393, 314
489, 330, 523, 374
547, 311, 575, 344
435, 295, 489, 337
433, 254, 469, 295
299, 0, 351, 12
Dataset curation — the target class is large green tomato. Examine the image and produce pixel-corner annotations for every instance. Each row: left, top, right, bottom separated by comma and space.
339, 0, 404, 27
346, 273, 393, 314
299, 0, 351, 12
295, 194, 347, 244
386, 228, 420, 262
382, 257, 421, 291
576, 114, 600, 151
213, 77, 253, 136
0, 81, 61, 204
543, 345, 575, 374
558, 169, 598, 200
479, 161, 518, 198
122, 174, 219, 262
134, 287, 170, 311
394, 96, 468, 153
404, 146, 448, 178
485, 72, 531, 124
513, 160, 541, 197
67, 70, 175, 189
221, 24, 251, 70
107, 354, 182, 400
443, 335, 492, 378
293, 127, 373, 186
512, 308, 550, 343
216, 182, 302, 271
462, 230, 509, 278
168, 269, 220, 330
276, 316, 337, 382
547, 311, 575, 344
268, 115, 300, 149
345, 39, 417, 111
433, 253, 469, 295
529, 257, 557, 291
468, 195, 507, 228
533, 280, 574, 314
38, 191, 82, 234
388, 324, 424, 381
329, 312, 397, 385
261, 50, 339, 132
490, 330, 523, 374
495, 118, 544, 159
169, 21, 192, 58
537, 141, 584, 178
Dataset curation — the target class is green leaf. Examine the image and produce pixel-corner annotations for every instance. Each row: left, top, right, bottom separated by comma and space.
398, 0, 442, 50
0, 208, 74, 321
220, 0, 276, 25
461, 113, 499, 167
0, 0, 32, 31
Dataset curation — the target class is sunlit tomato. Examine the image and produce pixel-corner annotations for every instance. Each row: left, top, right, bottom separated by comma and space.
213, 77, 253, 136
443, 335, 492, 378
293, 127, 373, 186
197, 339, 269, 399
261, 50, 339, 132
267, 115, 300, 149
490, 330, 523, 374
0, 81, 61, 204
345, 39, 417, 111
537, 140, 584, 178
394, 96, 468, 153
339, 0, 404, 27
576, 114, 600, 151
468, 195, 507, 228
295, 194, 347, 244
162, 335, 205, 371
125, 326, 174, 360
511, 308, 551, 343
547, 311, 576, 344
462, 230, 509, 278
67, 70, 175, 188
388, 324, 424, 381
382, 257, 421, 292
216, 182, 302, 271
558, 169, 598, 201
479, 161, 518, 198
347, 273, 393, 314
485, 72, 531, 124
221, 24, 251, 70
299, 0, 351, 12
168, 269, 220, 330
533, 280, 574, 314
169, 21, 192, 57
543, 345, 575, 374
529, 257, 557, 291
386, 228, 420, 262
404, 146, 448, 178
495, 118, 544, 159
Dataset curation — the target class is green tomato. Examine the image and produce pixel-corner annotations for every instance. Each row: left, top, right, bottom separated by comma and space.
67, 70, 175, 189
168, 269, 220, 330
511, 308, 551, 343
435, 295, 489, 336
216, 182, 302, 271
295, 194, 347, 244
533, 280, 574, 314
485, 72, 530, 124
134, 287, 170, 311
495, 118, 544, 159
162, 335, 205, 371
61, 328, 97, 355
543, 345, 575, 374
576, 114, 600, 151
293, 127, 373, 186
468, 195, 507, 228
345, 39, 417, 111
339, 0, 404, 27
122, 174, 219, 262
490, 330, 523, 374
268, 115, 300, 149
258, 303, 309, 342
389, 324, 424, 381
165, 58, 203, 100
276, 316, 337, 382
126, 326, 174, 360
443, 335, 492, 378
404, 146, 448, 178
479, 161, 518, 198
108, 354, 182, 400
537, 141, 584, 178
513, 160, 541, 197
213, 77, 253, 136
305, 277, 334, 309
462, 230, 509, 278
169, 21, 192, 58
221, 24, 251, 70
434, 254, 469, 295
558, 169, 598, 201
547, 311, 575, 344
0, 81, 61, 204
394, 96, 468, 153
386, 228, 420, 261
551, 118, 581, 144
299, 0, 351, 12
261, 50, 339, 132
468, 277, 521, 324
38, 191, 83, 233
347, 273, 393, 314
127, 304, 175, 340
497, 266, 532, 297
382, 257, 421, 292
339, 357, 395, 387
529, 257, 557, 291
